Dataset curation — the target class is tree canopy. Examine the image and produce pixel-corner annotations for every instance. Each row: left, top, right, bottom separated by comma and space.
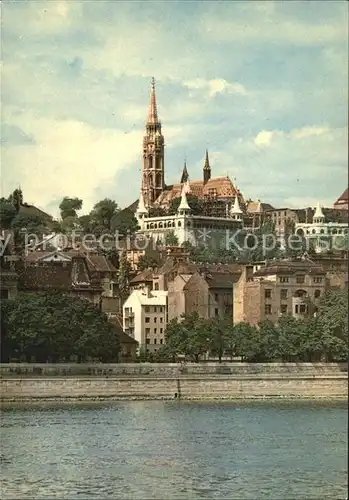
59, 197, 83, 219
151, 288, 348, 363
1, 292, 120, 363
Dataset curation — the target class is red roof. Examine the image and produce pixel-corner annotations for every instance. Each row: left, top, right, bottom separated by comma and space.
334, 187, 348, 204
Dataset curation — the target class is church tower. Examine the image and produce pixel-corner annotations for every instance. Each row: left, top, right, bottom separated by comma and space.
203, 149, 211, 184
142, 78, 165, 208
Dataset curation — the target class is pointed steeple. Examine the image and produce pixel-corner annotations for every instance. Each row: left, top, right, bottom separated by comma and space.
230, 195, 243, 221
180, 159, 189, 183
147, 77, 159, 124
177, 184, 191, 215
313, 201, 325, 223
203, 149, 211, 183
136, 190, 148, 218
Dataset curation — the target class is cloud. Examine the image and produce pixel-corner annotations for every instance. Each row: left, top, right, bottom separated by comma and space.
2, 116, 143, 215
1, 1, 348, 215
184, 78, 247, 97
254, 126, 330, 147
199, 1, 348, 45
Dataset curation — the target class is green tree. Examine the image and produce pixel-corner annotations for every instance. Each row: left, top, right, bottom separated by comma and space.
244, 220, 281, 262
315, 289, 348, 361
118, 250, 131, 302
8, 188, 23, 212
165, 231, 179, 246
165, 313, 209, 362
90, 198, 119, 231
1, 293, 120, 362
111, 208, 139, 237
0, 200, 17, 229
59, 197, 83, 219
11, 213, 48, 249
233, 322, 261, 361
205, 317, 231, 362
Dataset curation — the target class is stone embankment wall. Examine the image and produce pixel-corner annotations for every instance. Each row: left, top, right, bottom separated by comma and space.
0, 363, 347, 401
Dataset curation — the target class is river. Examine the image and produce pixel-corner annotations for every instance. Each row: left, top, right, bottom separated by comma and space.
0, 400, 347, 499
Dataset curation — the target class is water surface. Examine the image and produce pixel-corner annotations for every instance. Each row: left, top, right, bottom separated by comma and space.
1, 400, 347, 499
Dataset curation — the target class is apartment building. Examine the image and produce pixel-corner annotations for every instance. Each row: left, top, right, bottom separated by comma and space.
233, 258, 327, 326
123, 288, 167, 353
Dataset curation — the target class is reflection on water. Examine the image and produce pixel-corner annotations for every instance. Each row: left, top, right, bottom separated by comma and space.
1, 400, 347, 499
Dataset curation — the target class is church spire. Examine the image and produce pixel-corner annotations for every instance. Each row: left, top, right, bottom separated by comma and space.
147, 77, 159, 125
142, 78, 164, 208
180, 159, 189, 183
203, 149, 211, 184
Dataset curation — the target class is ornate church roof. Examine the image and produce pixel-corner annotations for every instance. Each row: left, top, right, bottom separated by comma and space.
155, 176, 243, 206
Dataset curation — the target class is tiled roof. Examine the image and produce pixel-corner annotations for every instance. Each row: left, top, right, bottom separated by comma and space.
18, 259, 102, 291
253, 258, 325, 277
247, 201, 274, 213
130, 268, 154, 283
19, 203, 53, 221
84, 253, 117, 273
155, 176, 242, 205
334, 187, 349, 204
205, 272, 239, 288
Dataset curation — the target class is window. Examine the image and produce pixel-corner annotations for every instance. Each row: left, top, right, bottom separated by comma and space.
296, 275, 305, 284
160, 328, 163, 333
146, 338, 150, 344
295, 305, 299, 314
154, 338, 157, 344
314, 277, 322, 283
153, 306, 157, 313
160, 317, 163, 323
299, 304, 306, 313
125, 307, 129, 315
265, 289, 272, 299
280, 289, 288, 300
145, 317, 150, 323
280, 304, 287, 314
154, 328, 157, 334
145, 306, 150, 313
160, 338, 163, 344
265, 304, 272, 315
154, 283, 159, 290
154, 317, 157, 323
280, 277, 289, 283
145, 328, 150, 335
214, 293, 219, 301
314, 290, 321, 298
215, 308, 219, 317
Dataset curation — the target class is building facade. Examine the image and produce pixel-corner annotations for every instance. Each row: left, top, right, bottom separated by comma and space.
233, 258, 327, 326
123, 288, 168, 353
295, 202, 348, 253
136, 183, 244, 245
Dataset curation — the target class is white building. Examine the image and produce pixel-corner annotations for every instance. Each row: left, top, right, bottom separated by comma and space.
123, 287, 168, 353
135, 184, 243, 246
295, 202, 348, 253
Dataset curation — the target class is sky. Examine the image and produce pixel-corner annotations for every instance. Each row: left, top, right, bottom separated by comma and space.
1, 0, 348, 217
